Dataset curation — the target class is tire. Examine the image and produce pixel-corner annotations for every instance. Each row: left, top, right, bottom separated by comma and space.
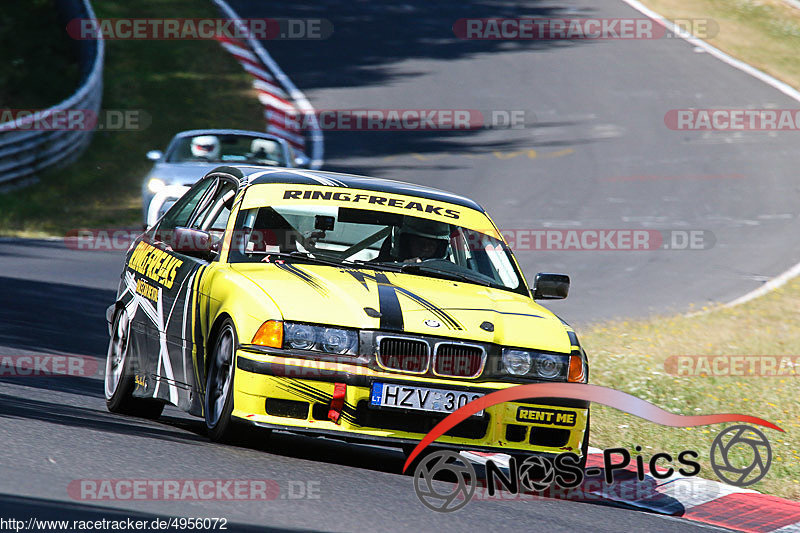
205, 319, 239, 442
105, 307, 164, 419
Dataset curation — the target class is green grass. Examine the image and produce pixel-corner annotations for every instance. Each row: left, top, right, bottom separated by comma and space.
640, 0, 800, 89
0, 0, 80, 108
579, 0, 800, 501
583, 280, 800, 500
0, 0, 264, 235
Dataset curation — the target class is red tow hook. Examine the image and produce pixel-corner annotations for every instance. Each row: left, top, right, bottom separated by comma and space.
328, 382, 346, 423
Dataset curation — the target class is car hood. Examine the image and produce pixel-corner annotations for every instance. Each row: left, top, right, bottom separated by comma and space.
231, 263, 572, 353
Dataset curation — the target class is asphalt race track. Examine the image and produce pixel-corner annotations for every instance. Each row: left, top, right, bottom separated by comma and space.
231, 0, 800, 324
2, 0, 798, 530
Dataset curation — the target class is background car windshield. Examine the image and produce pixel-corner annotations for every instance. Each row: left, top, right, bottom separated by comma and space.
167, 134, 286, 166
228, 204, 524, 292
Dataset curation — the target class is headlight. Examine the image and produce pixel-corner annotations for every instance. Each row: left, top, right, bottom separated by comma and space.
501, 348, 569, 380
502, 349, 532, 375
283, 322, 358, 355
147, 178, 166, 193
284, 323, 316, 350
320, 327, 358, 354
533, 353, 565, 379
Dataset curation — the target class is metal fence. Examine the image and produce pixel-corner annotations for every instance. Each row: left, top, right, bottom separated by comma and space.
212, 0, 324, 169
0, 0, 104, 187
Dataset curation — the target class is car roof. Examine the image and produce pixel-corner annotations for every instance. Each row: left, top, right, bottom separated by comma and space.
209, 165, 486, 212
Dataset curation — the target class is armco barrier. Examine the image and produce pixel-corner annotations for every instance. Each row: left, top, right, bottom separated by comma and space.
211, 0, 324, 169
0, 0, 104, 187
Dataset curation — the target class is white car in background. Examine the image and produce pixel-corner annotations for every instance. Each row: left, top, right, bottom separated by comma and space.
142, 129, 307, 228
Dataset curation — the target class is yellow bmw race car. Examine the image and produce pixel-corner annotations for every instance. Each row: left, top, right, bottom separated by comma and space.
105, 165, 590, 463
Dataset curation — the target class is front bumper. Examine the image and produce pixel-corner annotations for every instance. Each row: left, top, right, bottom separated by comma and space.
233, 349, 589, 456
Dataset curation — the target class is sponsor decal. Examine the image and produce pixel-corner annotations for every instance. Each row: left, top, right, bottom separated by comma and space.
135, 278, 159, 303
281, 190, 461, 220
516, 406, 576, 427
126, 242, 184, 289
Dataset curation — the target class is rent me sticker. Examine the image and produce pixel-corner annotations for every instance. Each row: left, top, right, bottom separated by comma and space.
516, 406, 576, 427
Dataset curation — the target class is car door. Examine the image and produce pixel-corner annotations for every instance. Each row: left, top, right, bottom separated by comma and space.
144, 175, 238, 415
124, 176, 218, 412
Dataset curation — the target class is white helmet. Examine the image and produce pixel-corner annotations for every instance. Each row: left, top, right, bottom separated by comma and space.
250, 138, 281, 163
190, 135, 220, 159
392, 218, 451, 260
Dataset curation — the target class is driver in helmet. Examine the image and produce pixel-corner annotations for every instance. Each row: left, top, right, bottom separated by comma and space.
250, 138, 281, 165
190, 135, 220, 160
394, 218, 451, 263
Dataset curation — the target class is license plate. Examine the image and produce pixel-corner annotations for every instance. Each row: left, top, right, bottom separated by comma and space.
370, 383, 484, 416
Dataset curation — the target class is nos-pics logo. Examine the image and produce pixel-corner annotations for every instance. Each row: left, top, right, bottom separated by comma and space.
413, 424, 773, 513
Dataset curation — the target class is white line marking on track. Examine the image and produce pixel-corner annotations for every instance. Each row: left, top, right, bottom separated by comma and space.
620, 0, 800, 309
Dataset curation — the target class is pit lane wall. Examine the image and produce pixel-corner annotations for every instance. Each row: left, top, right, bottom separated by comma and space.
0, 0, 104, 188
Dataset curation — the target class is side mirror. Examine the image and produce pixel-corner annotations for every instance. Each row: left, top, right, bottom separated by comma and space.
147, 150, 163, 161
293, 154, 310, 168
170, 226, 215, 260
531, 273, 570, 300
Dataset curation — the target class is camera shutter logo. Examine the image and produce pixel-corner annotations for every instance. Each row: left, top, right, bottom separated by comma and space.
413, 450, 476, 512
710, 425, 772, 487
518, 456, 555, 492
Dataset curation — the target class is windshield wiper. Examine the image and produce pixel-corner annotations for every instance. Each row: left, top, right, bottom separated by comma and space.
352, 260, 404, 272
399, 263, 494, 287
261, 251, 355, 269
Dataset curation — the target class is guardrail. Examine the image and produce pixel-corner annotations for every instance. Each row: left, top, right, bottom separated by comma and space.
0, 0, 104, 187
212, 0, 324, 169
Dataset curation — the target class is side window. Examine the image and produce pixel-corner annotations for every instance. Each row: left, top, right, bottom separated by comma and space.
157, 178, 217, 232
185, 179, 238, 258
189, 179, 237, 235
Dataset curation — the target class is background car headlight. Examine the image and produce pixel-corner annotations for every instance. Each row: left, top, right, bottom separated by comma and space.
282, 322, 358, 355
502, 349, 532, 375
147, 178, 166, 193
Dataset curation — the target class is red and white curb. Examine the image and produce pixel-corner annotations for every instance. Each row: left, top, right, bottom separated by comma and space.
461, 449, 800, 532
210, 0, 323, 167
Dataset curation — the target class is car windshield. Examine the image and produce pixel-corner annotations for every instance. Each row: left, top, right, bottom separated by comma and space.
228, 201, 526, 294
166, 134, 286, 166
